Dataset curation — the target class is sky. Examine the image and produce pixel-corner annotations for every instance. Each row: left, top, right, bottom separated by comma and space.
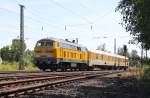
0, 0, 146, 56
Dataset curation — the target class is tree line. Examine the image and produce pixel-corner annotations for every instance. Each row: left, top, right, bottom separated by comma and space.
116, 0, 150, 56
118, 45, 150, 66
97, 44, 149, 67
0, 40, 34, 64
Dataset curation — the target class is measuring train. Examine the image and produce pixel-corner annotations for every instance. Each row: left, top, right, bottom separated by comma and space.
33, 38, 128, 71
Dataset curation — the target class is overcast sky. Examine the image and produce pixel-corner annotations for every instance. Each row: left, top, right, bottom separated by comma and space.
0, 0, 145, 55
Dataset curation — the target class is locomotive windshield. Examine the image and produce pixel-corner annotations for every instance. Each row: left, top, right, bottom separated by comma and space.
36, 40, 53, 47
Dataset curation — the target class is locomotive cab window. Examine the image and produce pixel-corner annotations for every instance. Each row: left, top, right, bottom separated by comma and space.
36, 40, 53, 47
46, 41, 53, 47
36, 41, 45, 47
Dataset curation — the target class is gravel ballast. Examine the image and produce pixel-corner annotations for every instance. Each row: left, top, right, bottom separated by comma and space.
18, 72, 150, 98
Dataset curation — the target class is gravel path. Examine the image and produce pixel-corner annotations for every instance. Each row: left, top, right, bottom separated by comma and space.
18, 71, 150, 98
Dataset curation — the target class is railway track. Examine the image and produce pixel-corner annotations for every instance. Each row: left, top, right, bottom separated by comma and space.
0, 71, 107, 82
0, 72, 89, 83
0, 73, 60, 82
0, 70, 124, 97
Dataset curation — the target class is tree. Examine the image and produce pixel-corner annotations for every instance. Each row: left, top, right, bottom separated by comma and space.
129, 50, 140, 67
97, 43, 107, 51
118, 47, 124, 56
11, 40, 21, 62
116, 0, 150, 49
117, 46, 129, 57
0, 57, 2, 64
0, 39, 27, 62
131, 50, 139, 59
24, 49, 34, 65
0, 46, 12, 61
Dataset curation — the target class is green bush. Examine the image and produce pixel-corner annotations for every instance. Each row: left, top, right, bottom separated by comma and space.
142, 67, 150, 79
136, 65, 150, 80
24, 62, 39, 71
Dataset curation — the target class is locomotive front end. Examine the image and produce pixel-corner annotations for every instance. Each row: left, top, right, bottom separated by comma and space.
33, 39, 56, 71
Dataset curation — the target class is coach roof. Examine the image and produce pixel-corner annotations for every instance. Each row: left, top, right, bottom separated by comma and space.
89, 49, 128, 59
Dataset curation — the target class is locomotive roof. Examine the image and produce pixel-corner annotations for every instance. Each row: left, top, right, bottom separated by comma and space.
38, 37, 86, 48
89, 49, 128, 59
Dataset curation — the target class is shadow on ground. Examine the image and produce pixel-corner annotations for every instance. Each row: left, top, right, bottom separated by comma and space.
23, 76, 150, 98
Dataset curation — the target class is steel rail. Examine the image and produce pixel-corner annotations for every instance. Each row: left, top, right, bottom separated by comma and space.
0, 71, 123, 97
0, 76, 66, 87
0, 72, 92, 87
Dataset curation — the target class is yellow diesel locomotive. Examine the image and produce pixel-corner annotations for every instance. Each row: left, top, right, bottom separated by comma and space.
33, 38, 128, 71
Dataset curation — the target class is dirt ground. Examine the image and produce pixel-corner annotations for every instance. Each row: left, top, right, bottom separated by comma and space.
21, 71, 150, 98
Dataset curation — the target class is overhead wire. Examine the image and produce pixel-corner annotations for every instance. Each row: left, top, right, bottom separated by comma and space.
0, 7, 19, 33
78, 1, 91, 11
8, 0, 114, 32
93, 9, 114, 24
63, 1, 114, 27
48, 0, 93, 24
21, 0, 93, 31
15, 0, 92, 27
25, 9, 62, 28
15, 0, 65, 30
0, 7, 19, 14
14, 0, 108, 30
24, 15, 64, 30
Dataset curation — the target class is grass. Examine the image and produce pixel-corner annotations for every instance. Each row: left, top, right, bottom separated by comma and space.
0, 62, 39, 71
135, 64, 150, 80
0, 62, 18, 71
24, 62, 39, 71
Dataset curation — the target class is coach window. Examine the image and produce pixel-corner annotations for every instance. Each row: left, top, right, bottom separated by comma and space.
101, 55, 103, 60
112, 57, 114, 61
104, 56, 106, 60
96, 54, 98, 59
108, 56, 110, 60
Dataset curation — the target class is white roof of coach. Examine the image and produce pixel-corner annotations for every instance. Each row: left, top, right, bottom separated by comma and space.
89, 49, 128, 59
